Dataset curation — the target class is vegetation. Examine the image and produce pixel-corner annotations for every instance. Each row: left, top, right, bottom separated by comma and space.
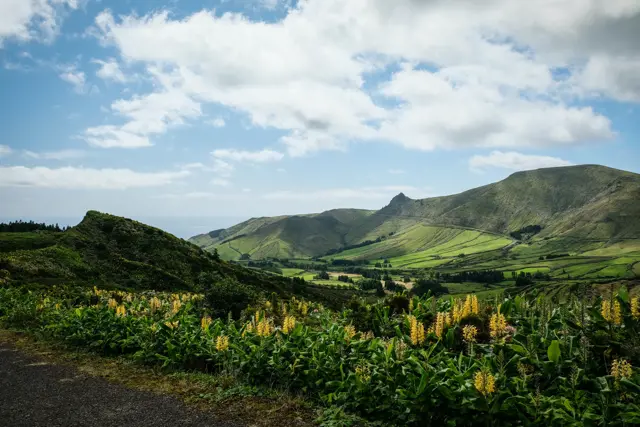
0, 211, 359, 309
190, 166, 640, 269
0, 220, 69, 233
2, 284, 639, 426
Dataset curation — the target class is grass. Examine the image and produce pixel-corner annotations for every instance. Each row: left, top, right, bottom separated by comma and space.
281, 268, 305, 277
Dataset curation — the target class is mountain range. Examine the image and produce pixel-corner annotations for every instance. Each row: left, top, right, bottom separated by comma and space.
189, 165, 640, 263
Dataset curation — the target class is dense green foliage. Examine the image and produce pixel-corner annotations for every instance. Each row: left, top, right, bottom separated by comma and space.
1, 285, 639, 426
0, 211, 359, 309
0, 220, 69, 233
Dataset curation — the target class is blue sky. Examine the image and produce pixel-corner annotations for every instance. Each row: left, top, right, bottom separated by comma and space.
1, 0, 639, 237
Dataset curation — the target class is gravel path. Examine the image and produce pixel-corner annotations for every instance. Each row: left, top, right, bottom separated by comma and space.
0, 341, 239, 427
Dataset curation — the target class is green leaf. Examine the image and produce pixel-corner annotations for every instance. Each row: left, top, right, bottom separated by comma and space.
508, 344, 527, 355
547, 340, 561, 363
618, 286, 629, 303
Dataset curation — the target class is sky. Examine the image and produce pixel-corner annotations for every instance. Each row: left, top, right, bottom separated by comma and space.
1, 0, 639, 237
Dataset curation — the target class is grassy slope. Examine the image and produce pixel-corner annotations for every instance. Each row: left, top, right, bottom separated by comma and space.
190, 209, 374, 260
188, 166, 640, 278
0, 211, 362, 307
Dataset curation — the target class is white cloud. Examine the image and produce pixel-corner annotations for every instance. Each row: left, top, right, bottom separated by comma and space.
24, 149, 85, 160
258, 0, 280, 10
209, 117, 225, 128
93, 58, 127, 83
0, 145, 12, 157
469, 151, 574, 173
84, 126, 151, 148
276, 168, 286, 173
212, 148, 284, 163
211, 178, 230, 187
0, 166, 189, 189
575, 56, 640, 102
59, 65, 87, 94
0, 0, 78, 46
82, 90, 201, 148
212, 158, 234, 177
182, 162, 206, 170
89, 0, 638, 157
388, 169, 405, 175
242, 188, 251, 193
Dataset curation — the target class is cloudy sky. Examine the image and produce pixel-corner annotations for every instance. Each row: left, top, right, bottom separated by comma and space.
1, 0, 639, 235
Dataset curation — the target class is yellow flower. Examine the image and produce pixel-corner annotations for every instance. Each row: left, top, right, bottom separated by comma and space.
409, 299, 414, 312
54, 303, 61, 310
474, 370, 496, 396
282, 315, 296, 334
489, 306, 508, 339
107, 298, 117, 310
463, 295, 472, 318
612, 359, 633, 381
257, 318, 273, 337
116, 305, 126, 317
613, 301, 622, 325
149, 323, 158, 333
632, 297, 640, 319
462, 325, 478, 343
298, 301, 309, 316
125, 294, 133, 303
362, 331, 375, 340
601, 300, 612, 322
171, 299, 182, 314
433, 312, 448, 339
242, 322, 255, 337
165, 320, 179, 330
471, 295, 479, 314
407, 315, 426, 345
201, 316, 212, 331
216, 335, 230, 352
344, 324, 357, 341
149, 296, 162, 314
355, 364, 371, 382
265, 301, 272, 310
452, 300, 462, 323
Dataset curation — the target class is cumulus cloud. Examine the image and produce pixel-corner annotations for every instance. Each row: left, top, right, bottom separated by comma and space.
83, 90, 201, 148
469, 151, 574, 173
0, 145, 12, 157
212, 148, 284, 163
211, 178, 230, 187
0, 0, 78, 46
0, 166, 189, 189
93, 58, 128, 83
24, 149, 85, 160
85, 0, 639, 155
209, 117, 225, 128
59, 65, 87, 94
211, 159, 234, 177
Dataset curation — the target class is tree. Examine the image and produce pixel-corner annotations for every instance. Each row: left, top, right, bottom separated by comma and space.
412, 278, 449, 297
240, 253, 251, 260
315, 271, 330, 280
212, 248, 220, 262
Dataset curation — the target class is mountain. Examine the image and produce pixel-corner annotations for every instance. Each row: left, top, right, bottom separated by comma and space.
0, 211, 356, 307
190, 209, 374, 259
189, 165, 640, 261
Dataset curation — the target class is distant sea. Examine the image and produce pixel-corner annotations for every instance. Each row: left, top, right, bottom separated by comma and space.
0, 215, 247, 239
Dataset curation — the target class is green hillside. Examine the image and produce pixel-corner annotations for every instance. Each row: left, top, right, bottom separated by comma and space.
190, 165, 640, 265
0, 211, 361, 307
191, 209, 374, 260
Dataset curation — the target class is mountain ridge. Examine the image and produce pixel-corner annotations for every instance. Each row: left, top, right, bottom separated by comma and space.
189, 165, 640, 260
